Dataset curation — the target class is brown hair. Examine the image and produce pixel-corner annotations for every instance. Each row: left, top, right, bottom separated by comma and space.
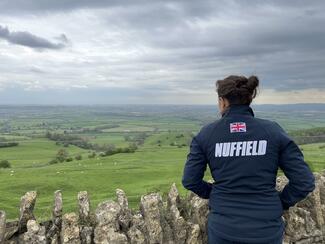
216, 75, 259, 105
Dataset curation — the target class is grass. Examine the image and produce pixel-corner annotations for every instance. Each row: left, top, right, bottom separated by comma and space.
0, 138, 88, 168
300, 143, 325, 172
0, 104, 324, 221
0, 143, 192, 220
0, 134, 322, 221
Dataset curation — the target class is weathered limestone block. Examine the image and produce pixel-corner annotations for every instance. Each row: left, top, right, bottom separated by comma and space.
116, 188, 132, 231
296, 175, 324, 230
95, 225, 128, 244
95, 200, 121, 230
78, 191, 93, 244
276, 173, 325, 243
1, 172, 325, 243
187, 192, 209, 244
50, 234, 59, 244
3, 221, 18, 242
166, 183, 187, 244
140, 193, 164, 244
127, 225, 146, 244
94, 200, 128, 244
317, 175, 325, 204
47, 190, 63, 242
18, 191, 37, 233
78, 191, 90, 223
126, 212, 148, 243
185, 222, 202, 244
80, 226, 93, 244
0, 210, 6, 243
22, 219, 46, 244
116, 189, 128, 210
61, 213, 80, 244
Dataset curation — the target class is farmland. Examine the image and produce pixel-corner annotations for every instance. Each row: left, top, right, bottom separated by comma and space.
0, 104, 324, 220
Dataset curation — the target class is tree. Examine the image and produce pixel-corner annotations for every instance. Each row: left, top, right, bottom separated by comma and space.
75, 155, 82, 160
0, 160, 11, 168
65, 157, 73, 162
56, 149, 69, 162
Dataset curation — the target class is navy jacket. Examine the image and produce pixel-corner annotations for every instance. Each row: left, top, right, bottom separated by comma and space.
182, 104, 315, 243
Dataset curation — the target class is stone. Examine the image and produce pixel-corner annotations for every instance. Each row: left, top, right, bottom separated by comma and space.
278, 173, 325, 243
116, 189, 129, 210
2, 172, 325, 243
22, 220, 46, 244
78, 191, 90, 223
18, 191, 37, 233
51, 234, 59, 244
0, 210, 6, 243
94, 200, 128, 243
80, 226, 93, 244
78, 191, 93, 244
61, 213, 80, 244
116, 189, 132, 231
95, 200, 121, 230
127, 225, 146, 244
188, 193, 209, 243
140, 193, 164, 244
167, 183, 187, 244
47, 190, 63, 242
94, 226, 128, 244
185, 222, 202, 244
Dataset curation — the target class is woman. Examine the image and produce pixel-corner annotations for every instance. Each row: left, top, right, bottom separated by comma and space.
182, 75, 315, 244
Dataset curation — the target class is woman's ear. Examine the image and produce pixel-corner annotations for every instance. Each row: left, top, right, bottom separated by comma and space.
218, 97, 230, 114
218, 97, 225, 112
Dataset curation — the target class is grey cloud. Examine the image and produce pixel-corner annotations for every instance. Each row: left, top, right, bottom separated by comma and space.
0, 25, 67, 50
0, 0, 150, 13
55, 34, 69, 43
0, 0, 324, 104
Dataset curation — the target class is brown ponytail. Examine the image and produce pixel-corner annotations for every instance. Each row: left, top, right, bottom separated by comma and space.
216, 75, 259, 105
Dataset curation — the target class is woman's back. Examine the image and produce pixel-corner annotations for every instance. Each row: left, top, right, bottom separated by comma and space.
182, 75, 315, 243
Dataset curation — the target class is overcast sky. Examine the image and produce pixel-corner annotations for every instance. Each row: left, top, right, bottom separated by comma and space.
0, 0, 324, 104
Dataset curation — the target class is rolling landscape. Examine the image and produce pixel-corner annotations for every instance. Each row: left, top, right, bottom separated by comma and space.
0, 103, 324, 221
1, 0, 325, 242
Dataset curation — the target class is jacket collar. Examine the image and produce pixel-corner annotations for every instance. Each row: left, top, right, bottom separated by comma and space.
221, 104, 255, 118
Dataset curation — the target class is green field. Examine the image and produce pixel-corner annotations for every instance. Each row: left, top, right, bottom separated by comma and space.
0, 104, 324, 221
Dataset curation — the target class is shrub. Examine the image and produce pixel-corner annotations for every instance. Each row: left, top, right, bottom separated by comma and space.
88, 152, 96, 158
0, 142, 19, 148
65, 157, 73, 162
49, 159, 58, 165
56, 149, 69, 162
75, 155, 82, 160
129, 143, 138, 151
0, 160, 11, 168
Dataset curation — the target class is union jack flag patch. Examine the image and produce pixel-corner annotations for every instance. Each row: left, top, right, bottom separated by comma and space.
230, 122, 247, 133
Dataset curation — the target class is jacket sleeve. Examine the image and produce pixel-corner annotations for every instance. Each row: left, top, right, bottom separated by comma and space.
181, 132, 212, 199
275, 122, 316, 210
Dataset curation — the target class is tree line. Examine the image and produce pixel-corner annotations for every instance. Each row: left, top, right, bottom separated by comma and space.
46, 131, 138, 164
289, 127, 325, 145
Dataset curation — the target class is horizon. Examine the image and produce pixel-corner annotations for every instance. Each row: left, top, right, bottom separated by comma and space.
0, 102, 324, 107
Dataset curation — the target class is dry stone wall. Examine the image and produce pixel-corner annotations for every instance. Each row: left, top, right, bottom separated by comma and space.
1, 171, 325, 244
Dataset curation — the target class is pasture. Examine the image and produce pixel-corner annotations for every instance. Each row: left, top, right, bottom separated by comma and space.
0, 104, 324, 220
